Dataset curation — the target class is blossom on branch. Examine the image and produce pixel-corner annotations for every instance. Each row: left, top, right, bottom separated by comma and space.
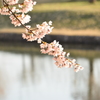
9, 13, 31, 26
18, 0, 36, 13
40, 40, 84, 72
22, 21, 53, 42
0, 7, 10, 15
0, 0, 84, 72
0, 6, 16, 15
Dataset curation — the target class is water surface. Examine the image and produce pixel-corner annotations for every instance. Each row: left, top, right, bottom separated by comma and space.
0, 44, 100, 100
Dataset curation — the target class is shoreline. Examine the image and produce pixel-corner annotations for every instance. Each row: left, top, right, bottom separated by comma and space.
0, 33, 100, 45
0, 28, 100, 36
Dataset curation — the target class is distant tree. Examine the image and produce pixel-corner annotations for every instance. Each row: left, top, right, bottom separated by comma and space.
89, 0, 96, 3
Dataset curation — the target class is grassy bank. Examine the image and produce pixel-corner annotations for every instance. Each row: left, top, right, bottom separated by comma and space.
29, 1, 100, 29
0, 10, 100, 29
0, 1, 100, 36
34, 1, 100, 12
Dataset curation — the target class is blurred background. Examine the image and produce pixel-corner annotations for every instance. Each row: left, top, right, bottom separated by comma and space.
0, 0, 100, 100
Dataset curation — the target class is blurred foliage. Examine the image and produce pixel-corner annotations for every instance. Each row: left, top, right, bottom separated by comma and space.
0, 0, 100, 5
30, 11, 100, 29
0, 42, 100, 59
34, 2, 100, 12
33, 0, 100, 3
0, 1, 100, 29
0, 10, 100, 29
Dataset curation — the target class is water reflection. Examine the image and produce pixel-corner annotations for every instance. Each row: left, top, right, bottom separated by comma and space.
0, 50, 100, 100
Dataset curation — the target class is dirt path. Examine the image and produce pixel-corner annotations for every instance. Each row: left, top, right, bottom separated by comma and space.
0, 28, 100, 36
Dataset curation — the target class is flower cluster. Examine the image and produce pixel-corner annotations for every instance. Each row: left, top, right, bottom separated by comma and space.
0, 6, 16, 15
40, 40, 83, 72
0, 0, 36, 27
10, 13, 31, 26
0, 0, 84, 72
22, 21, 53, 43
18, 0, 36, 13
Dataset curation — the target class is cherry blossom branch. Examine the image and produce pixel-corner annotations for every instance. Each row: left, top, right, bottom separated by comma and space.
0, 0, 84, 72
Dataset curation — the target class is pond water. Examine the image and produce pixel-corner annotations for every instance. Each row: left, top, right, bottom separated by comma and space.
0, 43, 100, 100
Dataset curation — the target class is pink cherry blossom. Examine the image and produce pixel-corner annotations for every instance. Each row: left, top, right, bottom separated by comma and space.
40, 40, 84, 72
0, 7, 10, 15
0, 6, 17, 15
37, 38, 42, 43
0, 0, 84, 72
22, 21, 53, 41
18, 0, 36, 13
9, 13, 31, 26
